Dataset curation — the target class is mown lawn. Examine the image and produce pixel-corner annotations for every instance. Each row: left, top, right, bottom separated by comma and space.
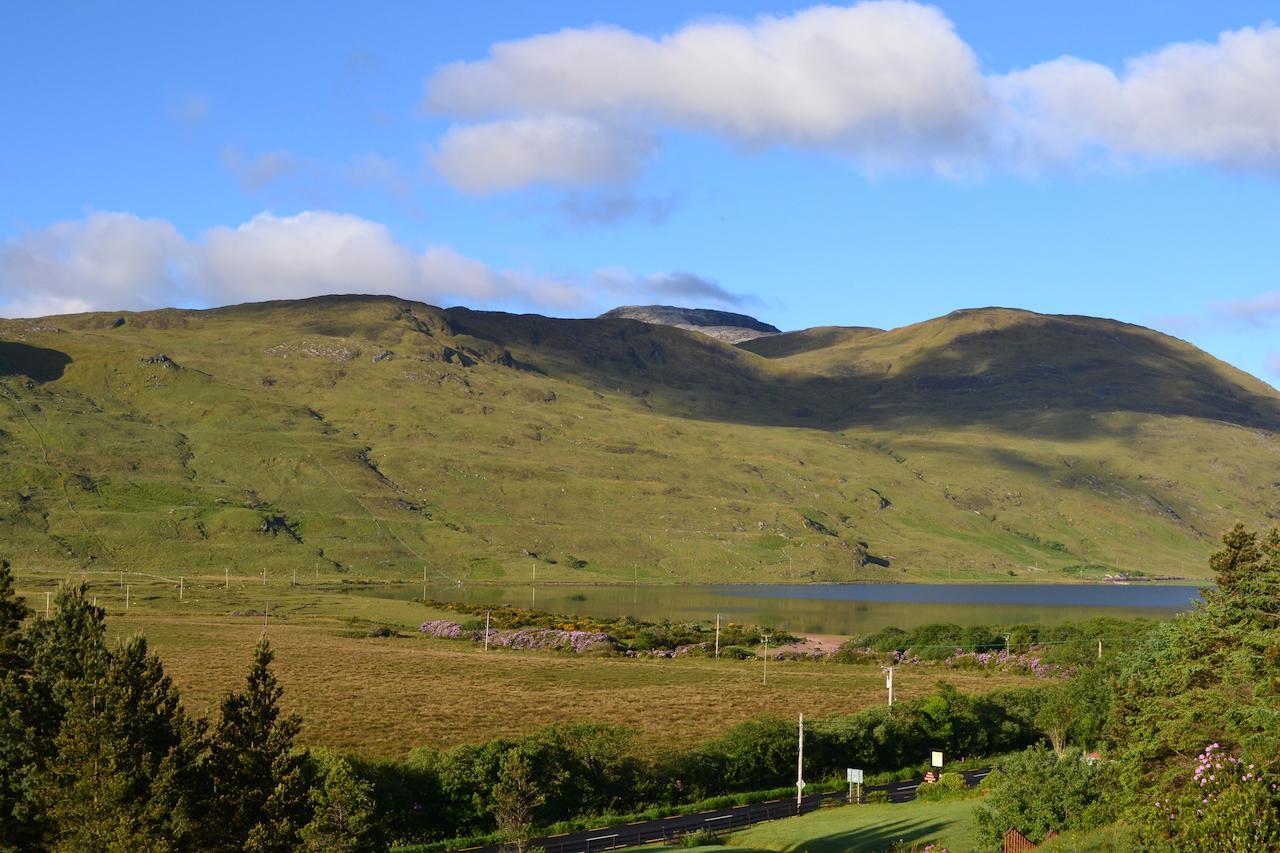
643, 798, 985, 853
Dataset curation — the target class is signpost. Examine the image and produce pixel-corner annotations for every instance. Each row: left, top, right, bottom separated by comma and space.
796, 713, 805, 813
847, 768, 863, 803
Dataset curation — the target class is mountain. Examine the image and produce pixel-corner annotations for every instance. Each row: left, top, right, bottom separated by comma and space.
599, 304, 781, 343
1, 295, 1277, 585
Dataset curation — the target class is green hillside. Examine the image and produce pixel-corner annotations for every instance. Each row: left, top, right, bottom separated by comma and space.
1, 295, 1277, 584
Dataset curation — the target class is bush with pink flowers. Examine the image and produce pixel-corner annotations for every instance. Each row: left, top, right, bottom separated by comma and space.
1140, 743, 1280, 851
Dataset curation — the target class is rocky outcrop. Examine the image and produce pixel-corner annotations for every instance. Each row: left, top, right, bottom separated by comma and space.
600, 305, 780, 343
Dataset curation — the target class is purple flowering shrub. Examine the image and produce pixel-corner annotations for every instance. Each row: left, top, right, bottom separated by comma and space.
419, 620, 616, 654
942, 649, 1073, 679
1144, 744, 1280, 851
832, 645, 1068, 678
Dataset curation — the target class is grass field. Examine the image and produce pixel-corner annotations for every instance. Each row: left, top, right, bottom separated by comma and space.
645, 799, 985, 853
11, 571, 1041, 759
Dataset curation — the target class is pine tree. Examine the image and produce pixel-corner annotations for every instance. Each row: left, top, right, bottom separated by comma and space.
37, 635, 205, 851
0, 559, 40, 848
1, 582, 108, 848
1206, 524, 1280, 628
25, 583, 110, 739
201, 638, 310, 851
0, 559, 30, 671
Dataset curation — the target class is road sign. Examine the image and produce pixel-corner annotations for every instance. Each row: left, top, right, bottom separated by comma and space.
931, 750, 944, 768
847, 768, 863, 784
796, 779, 805, 790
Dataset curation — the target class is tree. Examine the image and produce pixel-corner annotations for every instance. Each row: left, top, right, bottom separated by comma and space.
0, 583, 108, 848
201, 639, 310, 851
300, 752, 386, 852
1108, 524, 1280, 799
0, 559, 39, 848
0, 559, 30, 671
1035, 684, 1078, 758
36, 635, 204, 851
492, 748, 545, 853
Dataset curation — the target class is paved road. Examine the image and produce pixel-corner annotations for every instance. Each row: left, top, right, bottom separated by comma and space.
472, 768, 990, 853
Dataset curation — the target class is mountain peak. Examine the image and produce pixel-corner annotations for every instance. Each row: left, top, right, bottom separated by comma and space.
599, 304, 780, 343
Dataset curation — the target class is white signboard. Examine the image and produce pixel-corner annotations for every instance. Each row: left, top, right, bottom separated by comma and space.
931, 750, 944, 768
847, 768, 863, 784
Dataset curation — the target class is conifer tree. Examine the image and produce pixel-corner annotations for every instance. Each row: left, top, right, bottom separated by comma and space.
202, 638, 310, 851
2, 581, 108, 848
0, 559, 30, 671
0, 559, 40, 848
37, 635, 204, 851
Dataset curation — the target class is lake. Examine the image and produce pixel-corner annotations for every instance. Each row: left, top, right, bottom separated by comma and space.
368, 582, 1202, 636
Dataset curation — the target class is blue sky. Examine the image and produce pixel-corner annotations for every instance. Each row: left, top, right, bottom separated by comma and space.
2, 1, 1279, 383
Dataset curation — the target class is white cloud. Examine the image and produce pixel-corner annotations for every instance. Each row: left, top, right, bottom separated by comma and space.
432, 116, 655, 194
996, 24, 1280, 172
0, 212, 192, 316
423, 2, 1280, 191
0, 210, 735, 317
425, 1, 990, 190
199, 211, 423, 303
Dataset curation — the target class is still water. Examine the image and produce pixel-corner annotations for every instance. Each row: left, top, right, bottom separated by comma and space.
369, 582, 1201, 636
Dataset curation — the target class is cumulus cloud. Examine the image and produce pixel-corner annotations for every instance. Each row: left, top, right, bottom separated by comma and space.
0, 210, 734, 317
995, 24, 1280, 172
0, 212, 192, 316
422, 2, 1280, 191
425, 1, 989, 190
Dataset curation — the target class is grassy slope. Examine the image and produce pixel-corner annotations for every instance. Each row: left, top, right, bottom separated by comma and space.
2, 296, 1278, 585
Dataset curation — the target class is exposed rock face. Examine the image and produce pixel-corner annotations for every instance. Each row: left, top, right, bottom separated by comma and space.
600, 305, 781, 343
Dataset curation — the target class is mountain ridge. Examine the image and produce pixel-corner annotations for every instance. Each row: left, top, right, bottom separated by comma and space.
1, 294, 1277, 584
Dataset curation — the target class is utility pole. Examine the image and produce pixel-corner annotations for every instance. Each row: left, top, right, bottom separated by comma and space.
1097, 638, 1103, 659
262, 567, 266, 586
225, 567, 229, 590
1004, 633, 1012, 654
484, 610, 491, 652
886, 666, 895, 706
796, 713, 805, 814
125, 585, 130, 610
715, 613, 721, 659
762, 634, 770, 685
45, 591, 50, 617
179, 576, 184, 600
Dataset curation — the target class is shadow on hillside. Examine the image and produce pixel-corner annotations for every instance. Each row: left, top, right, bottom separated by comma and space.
444, 308, 1280, 439
0, 342, 72, 383
774, 815, 952, 853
